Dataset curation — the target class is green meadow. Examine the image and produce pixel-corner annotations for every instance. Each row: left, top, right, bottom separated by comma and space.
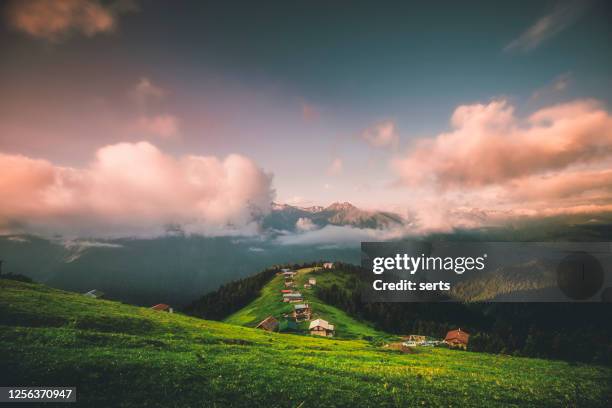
1, 278, 610, 407
225, 267, 383, 338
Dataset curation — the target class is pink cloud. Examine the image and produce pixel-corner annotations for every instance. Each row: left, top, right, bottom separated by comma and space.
394, 99, 612, 188
127, 78, 179, 138
133, 114, 180, 139
0, 142, 274, 236
5, 0, 137, 41
391, 98, 612, 231
361, 120, 399, 149
129, 77, 165, 107
327, 157, 343, 176
505, 168, 612, 203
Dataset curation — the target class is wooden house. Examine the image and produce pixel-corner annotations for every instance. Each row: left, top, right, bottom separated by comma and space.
84, 289, 104, 299
282, 293, 303, 303
309, 319, 334, 337
151, 303, 173, 313
255, 316, 279, 332
444, 328, 469, 349
292, 303, 312, 322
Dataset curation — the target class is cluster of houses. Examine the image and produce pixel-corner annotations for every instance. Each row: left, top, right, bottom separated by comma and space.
256, 266, 336, 337
401, 329, 470, 350
83, 268, 470, 352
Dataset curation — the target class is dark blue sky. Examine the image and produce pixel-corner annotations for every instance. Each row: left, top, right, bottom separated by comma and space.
111, 1, 612, 106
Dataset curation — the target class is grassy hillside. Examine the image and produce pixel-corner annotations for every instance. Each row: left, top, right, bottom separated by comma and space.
224, 267, 383, 339
1, 279, 611, 407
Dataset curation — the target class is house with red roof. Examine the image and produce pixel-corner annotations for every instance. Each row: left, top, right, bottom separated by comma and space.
151, 303, 173, 313
444, 328, 469, 349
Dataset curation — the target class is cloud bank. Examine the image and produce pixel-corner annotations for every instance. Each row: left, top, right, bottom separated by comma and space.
393, 98, 612, 225
295, 217, 317, 232
0, 141, 274, 237
276, 225, 406, 247
5, 0, 138, 41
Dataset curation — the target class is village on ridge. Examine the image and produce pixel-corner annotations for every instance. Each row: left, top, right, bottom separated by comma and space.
83, 262, 469, 350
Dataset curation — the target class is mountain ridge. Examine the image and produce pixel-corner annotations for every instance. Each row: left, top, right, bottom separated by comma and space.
264, 201, 406, 231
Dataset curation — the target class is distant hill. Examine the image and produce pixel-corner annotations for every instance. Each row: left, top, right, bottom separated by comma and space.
263, 201, 406, 231
2, 279, 610, 407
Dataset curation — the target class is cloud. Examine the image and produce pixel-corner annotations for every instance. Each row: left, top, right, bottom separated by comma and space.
129, 77, 165, 107
63, 239, 123, 249
531, 72, 572, 100
504, 168, 612, 203
5, 0, 138, 41
327, 157, 343, 175
391, 98, 612, 229
394, 99, 612, 188
295, 217, 317, 232
6, 236, 30, 243
276, 225, 405, 247
127, 78, 180, 139
133, 114, 180, 139
504, 1, 590, 52
361, 120, 399, 149
283, 196, 312, 207
0, 141, 274, 237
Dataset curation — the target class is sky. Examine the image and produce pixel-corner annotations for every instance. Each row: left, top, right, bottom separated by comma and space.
0, 0, 611, 236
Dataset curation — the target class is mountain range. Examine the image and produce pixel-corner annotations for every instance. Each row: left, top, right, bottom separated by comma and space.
1, 202, 611, 308
263, 201, 406, 231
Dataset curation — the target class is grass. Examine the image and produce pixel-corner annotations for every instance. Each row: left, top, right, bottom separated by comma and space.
0, 278, 611, 407
224, 267, 383, 339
